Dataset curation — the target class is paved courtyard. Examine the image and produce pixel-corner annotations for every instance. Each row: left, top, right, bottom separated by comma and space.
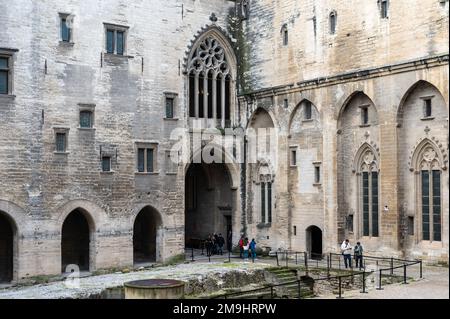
316, 265, 449, 299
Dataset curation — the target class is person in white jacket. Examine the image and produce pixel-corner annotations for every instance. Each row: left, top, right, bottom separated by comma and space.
340, 239, 353, 269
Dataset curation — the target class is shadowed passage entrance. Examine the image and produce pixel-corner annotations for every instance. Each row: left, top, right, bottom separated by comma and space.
133, 206, 162, 264
185, 163, 233, 248
0, 212, 13, 283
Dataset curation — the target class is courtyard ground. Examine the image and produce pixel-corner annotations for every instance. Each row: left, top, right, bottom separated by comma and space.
0, 252, 447, 299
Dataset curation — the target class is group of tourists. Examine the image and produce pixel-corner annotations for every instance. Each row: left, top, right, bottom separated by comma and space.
205, 233, 226, 256
238, 236, 257, 261
340, 239, 364, 270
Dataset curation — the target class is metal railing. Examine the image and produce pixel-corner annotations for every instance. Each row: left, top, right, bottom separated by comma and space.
210, 250, 423, 299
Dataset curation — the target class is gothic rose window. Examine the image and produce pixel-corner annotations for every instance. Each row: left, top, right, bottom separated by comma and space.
188, 37, 232, 127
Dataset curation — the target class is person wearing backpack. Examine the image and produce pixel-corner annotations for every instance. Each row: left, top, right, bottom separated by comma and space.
354, 242, 364, 270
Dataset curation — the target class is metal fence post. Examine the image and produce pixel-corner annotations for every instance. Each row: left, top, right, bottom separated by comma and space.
337, 276, 343, 299
208, 252, 211, 263
297, 280, 302, 299
360, 271, 368, 293
377, 269, 383, 290
270, 286, 274, 298
304, 252, 308, 275
295, 252, 298, 265
329, 252, 333, 269
390, 257, 394, 276
228, 249, 231, 263
403, 264, 408, 284
191, 247, 194, 262
276, 252, 279, 267
286, 251, 289, 268
338, 255, 341, 270
419, 260, 423, 279
327, 255, 330, 278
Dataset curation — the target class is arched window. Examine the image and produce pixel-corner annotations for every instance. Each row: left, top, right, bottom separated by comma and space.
329, 11, 337, 34
281, 24, 288, 46
414, 143, 442, 242
188, 36, 232, 127
258, 163, 273, 224
357, 146, 379, 237
379, 0, 389, 19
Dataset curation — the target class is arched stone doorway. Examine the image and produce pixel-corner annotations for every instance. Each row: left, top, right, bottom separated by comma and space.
185, 163, 234, 249
61, 209, 92, 272
133, 206, 163, 264
306, 226, 322, 259
0, 212, 14, 283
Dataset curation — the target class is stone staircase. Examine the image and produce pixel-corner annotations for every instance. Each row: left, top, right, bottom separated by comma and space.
225, 268, 314, 299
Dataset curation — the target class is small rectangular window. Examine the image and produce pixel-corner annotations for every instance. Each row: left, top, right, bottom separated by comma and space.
146, 148, 154, 173
0, 57, 9, 94
424, 99, 432, 117
79, 111, 92, 128
291, 149, 297, 166
407, 217, 414, 236
106, 29, 115, 54
361, 107, 369, 125
314, 166, 321, 184
293, 225, 297, 236
116, 31, 124, 55
137, 148, 145, 172
56, 133, 66, 152
61, 17, 71, 42
283, 30, 288, 46
381, 0, 389, 18
166, 97, 174, 118
304, 101, 312, 120
102, 156, 111, 172
284, 99, 289, 109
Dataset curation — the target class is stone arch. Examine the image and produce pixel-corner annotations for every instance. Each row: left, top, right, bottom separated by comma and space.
132, 205, 164, 264
0, 200, 26, 283
185, 144, 240, 190
288, 99, 321, 134
186, 26, 237, 126
57, 200, 106, 273
185, 26, 237, 77
247, 107, 277, 130
337, 91, 379, 129
410, 138, 446, 172
353, 143, 380, 173
397, 80, 448, 123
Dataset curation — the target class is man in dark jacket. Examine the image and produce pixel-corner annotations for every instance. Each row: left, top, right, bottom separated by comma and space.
354, 242, 364, 270
217, 233, 225, 255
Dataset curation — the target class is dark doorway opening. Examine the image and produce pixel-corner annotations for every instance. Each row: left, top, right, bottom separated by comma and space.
0, 212, 13, 283
185, 163, 233, 249
306, 226, 323, 260
61, 210, 91, 272
133, 206, 162, 264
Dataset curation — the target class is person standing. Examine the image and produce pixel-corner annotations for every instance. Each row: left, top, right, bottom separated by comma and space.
249, 238, 257, 261
354, 242, 364, 270
217, 233, 225, 255
238, 235, 244, 258
341, 239, 353, 269
243, 237, 250, 261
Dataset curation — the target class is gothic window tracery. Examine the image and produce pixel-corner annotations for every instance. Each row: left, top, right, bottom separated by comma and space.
188, 36, 232, 127
357, 147, 379, 237
415, 143, 442, 242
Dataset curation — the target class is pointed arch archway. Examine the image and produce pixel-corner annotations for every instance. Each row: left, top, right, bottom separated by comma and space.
397, 80, 448, 249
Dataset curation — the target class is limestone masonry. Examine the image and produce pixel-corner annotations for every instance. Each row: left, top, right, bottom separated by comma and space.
0, 0, 448, 283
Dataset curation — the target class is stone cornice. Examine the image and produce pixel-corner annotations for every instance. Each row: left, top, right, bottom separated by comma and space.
238, 53, 449, 100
